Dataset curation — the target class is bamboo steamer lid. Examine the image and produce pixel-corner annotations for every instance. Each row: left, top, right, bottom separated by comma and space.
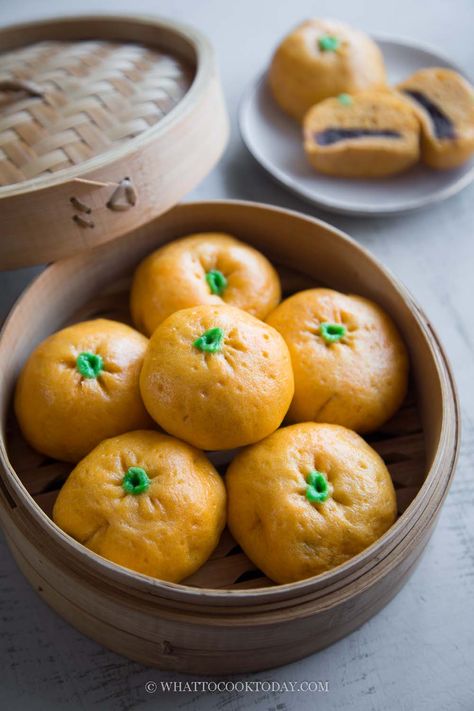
0, 15, 229, 269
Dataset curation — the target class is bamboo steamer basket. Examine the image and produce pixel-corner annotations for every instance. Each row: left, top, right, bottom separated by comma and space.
0, 200, 459, 674
0, 15, 228, 269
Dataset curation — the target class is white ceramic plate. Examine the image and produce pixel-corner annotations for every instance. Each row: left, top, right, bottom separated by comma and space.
239, 37, 474, 216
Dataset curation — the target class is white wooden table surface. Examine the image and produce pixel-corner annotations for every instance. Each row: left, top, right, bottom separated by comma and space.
1, 1, 473, 709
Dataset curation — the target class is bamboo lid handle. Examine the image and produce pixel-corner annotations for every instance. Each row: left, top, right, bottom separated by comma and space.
69, 177, 139, 228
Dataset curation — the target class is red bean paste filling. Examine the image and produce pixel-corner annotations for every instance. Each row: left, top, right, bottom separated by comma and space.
314, 128, 402, 146
401, 90, 456, 140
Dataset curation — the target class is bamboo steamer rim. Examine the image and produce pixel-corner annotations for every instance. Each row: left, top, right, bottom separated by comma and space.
0, 14, 214, 199
0, 200, 460, 606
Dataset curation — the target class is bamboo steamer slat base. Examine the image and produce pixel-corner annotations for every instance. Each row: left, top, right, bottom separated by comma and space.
0, 201, 459, 673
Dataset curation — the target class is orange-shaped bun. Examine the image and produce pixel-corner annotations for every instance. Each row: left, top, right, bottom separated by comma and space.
140, 304, 294, 450
131, 233, 281, 335
267, 289, 408, 432
53, 430, 226, 582
269, 18, 387, 121
227, 423, 397, 583
15, 319, 151, 462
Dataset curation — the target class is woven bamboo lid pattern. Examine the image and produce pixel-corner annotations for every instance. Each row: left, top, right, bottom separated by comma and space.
0, 39, 192, 186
